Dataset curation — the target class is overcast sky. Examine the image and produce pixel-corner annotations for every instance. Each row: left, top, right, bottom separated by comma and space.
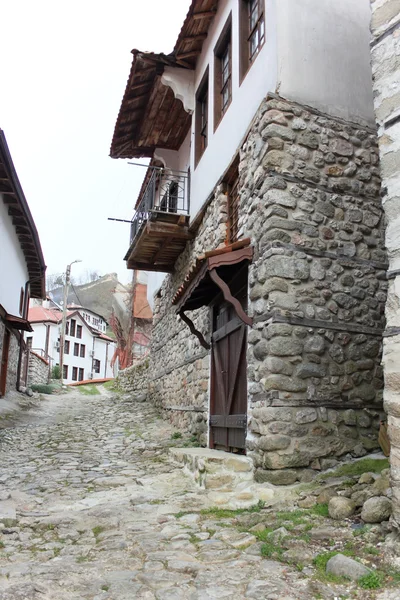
0, 0, 190, 284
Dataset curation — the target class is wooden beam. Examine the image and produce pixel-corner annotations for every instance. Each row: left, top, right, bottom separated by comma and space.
182, 33, 208, 41
0, 183, 13, 193
146, 221, 193, 240
209, 269, 253, 327
192, 10, 217, 20
176, 51, 201, 60
127, 261, 174, 273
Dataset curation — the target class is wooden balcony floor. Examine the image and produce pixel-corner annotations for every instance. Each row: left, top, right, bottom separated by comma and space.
125, 211, 192, 272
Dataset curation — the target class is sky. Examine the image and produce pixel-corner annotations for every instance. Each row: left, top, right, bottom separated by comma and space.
0, 0, 190, 285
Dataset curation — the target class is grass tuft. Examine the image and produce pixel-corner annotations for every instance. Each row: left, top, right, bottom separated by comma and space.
318, 458, 389, 481
78, 384, 100, 396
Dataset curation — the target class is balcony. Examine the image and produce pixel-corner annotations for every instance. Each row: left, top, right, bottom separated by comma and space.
124, 167, 193, 272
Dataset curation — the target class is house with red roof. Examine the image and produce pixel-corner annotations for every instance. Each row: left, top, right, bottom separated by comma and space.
28, 302, 116, 384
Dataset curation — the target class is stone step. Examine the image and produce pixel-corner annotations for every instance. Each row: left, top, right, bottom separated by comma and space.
169, 448, 254, 490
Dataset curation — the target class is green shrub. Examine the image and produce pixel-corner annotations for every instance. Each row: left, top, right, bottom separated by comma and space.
31, 384, 55, 395
51, 365, 61, 380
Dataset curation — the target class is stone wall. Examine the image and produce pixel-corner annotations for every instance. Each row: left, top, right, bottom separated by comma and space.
370, 0, 400, 528
0, 320, 20, 395
242, 95, 387, 477
149, 93, 387, 472
115, 359, 149, 400
28, 351, 49, 386
148, 187, 229, 443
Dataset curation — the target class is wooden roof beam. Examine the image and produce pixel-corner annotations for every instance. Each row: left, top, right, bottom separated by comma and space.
176, 51, 201, 60
182, 33, 208, 41
192, 10, 217, 20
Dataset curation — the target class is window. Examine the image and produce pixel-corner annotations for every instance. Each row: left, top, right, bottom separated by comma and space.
78, 368, 84, 381
74, 343, 79, 356
225, 157, 240, 243
70, 319, 76, 337
214, 15, 232, 128
26, 337, 33, 350
64, 340, 70, 354
93, 359, 101, 374
63, 365, 68, 379
19, 288, 24, 316
240, 0, 265, 81
195, 69, 209, 166
76, 325, 82, 339
66, 322, 69, 335
80, 344, 86, 358
72, 367, 77, 381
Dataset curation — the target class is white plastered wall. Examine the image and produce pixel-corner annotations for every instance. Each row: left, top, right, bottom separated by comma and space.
0, 198, 29, 316
276, 0, 375, 125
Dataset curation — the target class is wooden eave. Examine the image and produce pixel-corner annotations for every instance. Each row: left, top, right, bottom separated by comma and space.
0, 130, 46, 298
110, 0, 219, 160
124, 212, 192, 273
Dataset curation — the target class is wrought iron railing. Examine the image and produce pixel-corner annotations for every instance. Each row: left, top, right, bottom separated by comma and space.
130, 167, 190, 245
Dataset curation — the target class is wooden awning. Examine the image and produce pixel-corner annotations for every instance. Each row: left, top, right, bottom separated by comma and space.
173, 242, 253, 349
6, 313, 33, 332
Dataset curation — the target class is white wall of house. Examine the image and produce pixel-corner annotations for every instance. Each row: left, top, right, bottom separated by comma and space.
146, 0, 376, 306
0, 198, 29, 316
189, 0, 278, 219
276, 0, 375, 125
29, 314, 115, 384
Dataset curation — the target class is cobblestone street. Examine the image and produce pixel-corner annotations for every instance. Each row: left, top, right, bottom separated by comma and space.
0, 388, 315, 600
1, 388, 399, 600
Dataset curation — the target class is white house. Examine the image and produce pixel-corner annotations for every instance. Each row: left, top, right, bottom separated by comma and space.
110, 0, 386, 476
28, 302, 116, 384
0, 129, 46, 396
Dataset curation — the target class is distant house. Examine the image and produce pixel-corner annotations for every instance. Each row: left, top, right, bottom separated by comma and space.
0, 130, 46, 396
28, 302, 116, 384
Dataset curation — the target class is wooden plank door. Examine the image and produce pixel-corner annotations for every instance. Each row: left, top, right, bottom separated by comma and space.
209, 268, 248, 453
0, 329, 11, 397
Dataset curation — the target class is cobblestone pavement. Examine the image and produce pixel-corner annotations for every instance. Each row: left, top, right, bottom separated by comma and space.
0, 388, 396, 599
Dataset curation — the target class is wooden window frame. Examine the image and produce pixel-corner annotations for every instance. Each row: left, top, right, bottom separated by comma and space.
72, 366, 77, 381
94, 359, 101, 374
80, 344, 85, 358
64, 340, 70, 355
195, 68, 209, 167
214, 14, 232, 130
76, 324, 82, 339
70, 319, 76, 337
78, 368, 84, 382
239, 0, 265, 84
63, 365, 68, 379
73, 342, 79, 357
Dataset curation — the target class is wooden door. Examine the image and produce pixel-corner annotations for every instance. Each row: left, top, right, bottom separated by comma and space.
0, 329, 11, 397
210, 267, 248, 452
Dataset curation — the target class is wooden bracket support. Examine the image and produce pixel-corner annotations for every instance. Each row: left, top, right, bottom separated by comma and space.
179, 310, 211, 350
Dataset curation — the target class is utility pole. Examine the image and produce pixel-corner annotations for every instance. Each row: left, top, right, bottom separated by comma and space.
59, 260, 81, 383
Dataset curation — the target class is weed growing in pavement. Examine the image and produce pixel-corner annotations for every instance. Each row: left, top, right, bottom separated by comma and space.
317, 458, 389, 481
101, 584, 110, 591
78, 385, 100, 396
358, 571, 384, 589
92, 525, 105, 539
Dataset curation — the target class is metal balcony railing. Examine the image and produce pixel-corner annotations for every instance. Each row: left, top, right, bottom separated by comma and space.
130, 167, 190, 245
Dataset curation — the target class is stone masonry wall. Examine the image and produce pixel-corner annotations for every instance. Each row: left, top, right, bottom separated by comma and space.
370, 0, 400, 527
240, 95, 387, 480
0, 320, 20, 396
28, 352, 49, 387
148, 93, 387, 473
148, 188, 229, 443
115, 359, 149, 400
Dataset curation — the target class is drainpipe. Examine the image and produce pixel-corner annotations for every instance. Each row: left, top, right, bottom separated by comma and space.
105, 343, 109, 378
